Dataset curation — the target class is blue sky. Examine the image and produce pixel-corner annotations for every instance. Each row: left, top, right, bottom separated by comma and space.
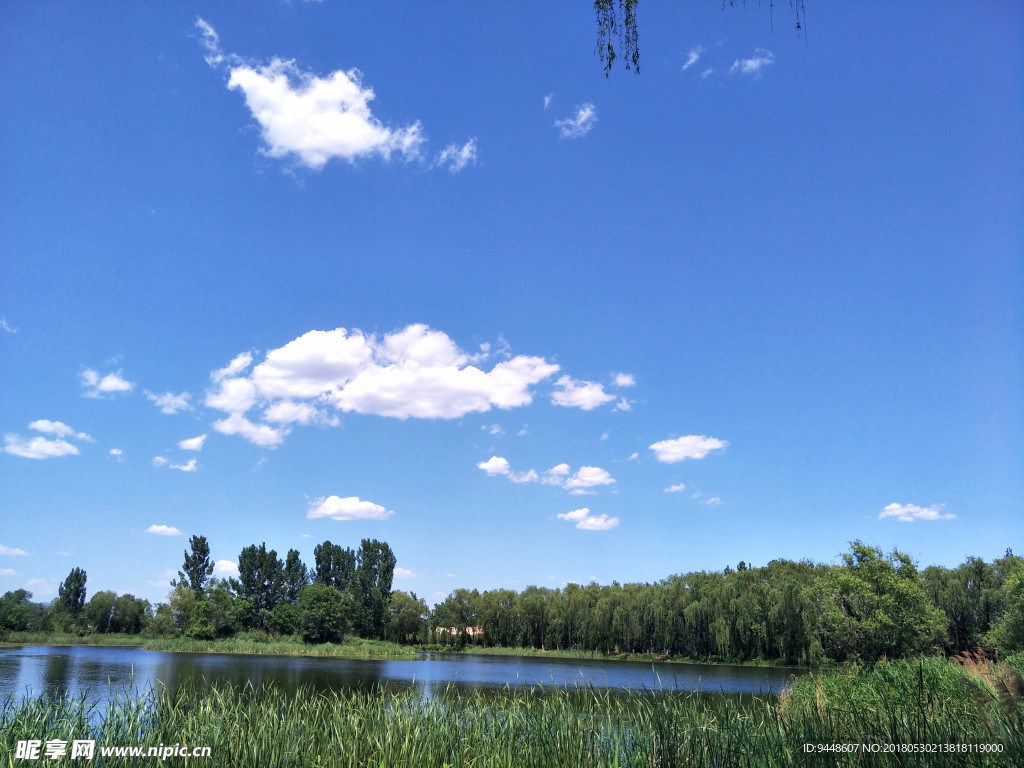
2, 2, 1021, 606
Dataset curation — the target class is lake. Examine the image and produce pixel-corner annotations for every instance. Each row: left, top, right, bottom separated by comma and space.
0, 645, 796, 707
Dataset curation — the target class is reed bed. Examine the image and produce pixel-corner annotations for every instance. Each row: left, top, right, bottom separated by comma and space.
2, 655, 1021, 766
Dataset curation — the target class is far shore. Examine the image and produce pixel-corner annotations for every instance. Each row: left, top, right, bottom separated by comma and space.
1, 631, 809, 669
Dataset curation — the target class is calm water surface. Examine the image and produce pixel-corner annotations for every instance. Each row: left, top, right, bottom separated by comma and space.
0, 645, 796, 707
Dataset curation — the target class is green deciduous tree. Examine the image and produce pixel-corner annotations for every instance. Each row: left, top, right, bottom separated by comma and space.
0, 589, 33, 631
172, 535, 214, 596
84, 590, 117, 633
298, 583, 350, 643
58, 567, 87, 618
231, 543, 285, 629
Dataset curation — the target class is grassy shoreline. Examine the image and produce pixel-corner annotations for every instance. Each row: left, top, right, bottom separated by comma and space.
2, 655, 1021, 767
2, 632, 805, 667
0, 631, 419, 659
427, 643, 808, 669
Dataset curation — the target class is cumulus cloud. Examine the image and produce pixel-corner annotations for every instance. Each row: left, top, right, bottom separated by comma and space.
170, 459, 198, 473
81, 368, 134, 398
213, 560, 240, 578
729, 49, 775, 76
649, 435, 728, 463
394, 567, 416, 578
4, 434, 79, 459
178, 435, 207, 451
205, 325, 562, 446
557, 507, 619, 531
212, 413, 288, 447
613, 398, 632, 412
879, 503, 954, 523
146, 391, 193, 415
682, 46, 704, 71
146, 524, 181, 536
665, 483, 687, 493
551, 376, 615, 411
0, 544, 29, 556
555, 103, 597, 139
435, 138, 478, 173
307, 495, 394, 521
613, 373, 635, 388
483, 423, 505, 436
198, 19, 427, 170
479, 457, 614, 493
477, 456, 510, 476
109, 448, 123, 456
704, 497, 722, 507
28, 420, 92, 441
152, 456, 168, 467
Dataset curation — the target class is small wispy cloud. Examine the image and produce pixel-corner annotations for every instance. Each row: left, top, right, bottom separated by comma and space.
729, 49, 775, 77
0, 544, 29, 556
543, 93, 553, 110
394, 567, 416, 578
682, 46, 704, 71
0, 318, 16, 334
557, 507, 619, 531
555, 103, 597, 139
435, 138, 478, 173
665, 483, 686, 493
146, 391, 193, 415
146, 524, 181, 536
81, 368, 134, 398
170, 459, 198, 473
879, 503, 953, 523
178, 435, 207, 451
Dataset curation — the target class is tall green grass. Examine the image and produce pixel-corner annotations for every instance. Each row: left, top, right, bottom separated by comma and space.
2, 631, 419, 659
2, 655, 1021, 766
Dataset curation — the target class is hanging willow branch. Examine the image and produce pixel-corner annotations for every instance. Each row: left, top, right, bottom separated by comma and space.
594, 0, 639, 77
595, 1, 808, 77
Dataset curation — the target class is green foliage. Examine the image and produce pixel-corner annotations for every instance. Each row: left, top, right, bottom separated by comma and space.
267, 602, 300, 636
111, 594, 151, 634
57, 567, 87, 617
987, 554, 1024, 653
171, 535, 214, 596
282, 548, 308, 604
0, 589, 33, 631
185, 598, 216, 640
231, 543, 284, 629
385, 590, 428, 644
313, 540, 356, 591
298, 583, 350, 643
83, 590, 116, 633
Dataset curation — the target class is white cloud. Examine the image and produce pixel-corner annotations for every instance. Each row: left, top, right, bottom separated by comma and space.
627, 452, 639, 461
81, 368, 134, 398
517, 425, 528, 436
170, 459, 198, 473
649, 435, 728, 463
146, 524, 181, 536
394, 567, 416, 579
152, 456, 168, 467
477, 456, 510, 476
729, 49, 775, 76
665, 483, 687, 493
0, 568, 19, 576
613, 372, 635, 388
0, 318, 16, 334
435, 138, 478, 173
213, 352, 254, 383
701, 67, 714, 79
28, 420, 92, 441
197, 19, 425, 170
178, 435, 207, 451
543, 93, 553, 109
205, 325, 562, 446
213, 560, 240, 578
109, 448, 123, 456
613, 398, 632, 412
307, 495, 394, 521
555, 103, 597, 139
879, 503, 954, 523
564, 466, 616, 490
682, 46, 704, 71
0, 545, 29, 556
705, 497, 722, 507
557, 507, 619, 531
600, 431, 610, 441
551, 376, 615, 411
4, 434, 79, 459
146, 391, 193, 415
212, 413, 288, 447
483, 423, 505, 436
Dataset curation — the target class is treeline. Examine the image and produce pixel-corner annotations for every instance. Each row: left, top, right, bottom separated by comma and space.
0, 536, 398, 646
2, 540, 1021, 665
